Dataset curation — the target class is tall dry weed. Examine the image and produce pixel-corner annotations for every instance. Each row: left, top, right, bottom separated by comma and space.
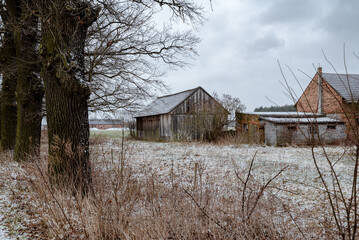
17, 139, 313, 239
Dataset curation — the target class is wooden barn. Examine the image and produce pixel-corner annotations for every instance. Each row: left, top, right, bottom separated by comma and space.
135, 87, 229, 141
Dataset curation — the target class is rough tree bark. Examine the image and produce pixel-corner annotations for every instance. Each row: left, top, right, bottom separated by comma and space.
0, 7, 17, 150
41, 1, 98, 194
5, 0, 44, 161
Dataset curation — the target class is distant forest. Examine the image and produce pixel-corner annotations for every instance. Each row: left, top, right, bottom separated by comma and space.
254, 104, 296, 112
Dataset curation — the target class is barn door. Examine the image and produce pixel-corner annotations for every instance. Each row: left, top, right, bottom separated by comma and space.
259, 124, 265, 143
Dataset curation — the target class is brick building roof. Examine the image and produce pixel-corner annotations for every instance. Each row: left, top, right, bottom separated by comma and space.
322, 73, 359, 102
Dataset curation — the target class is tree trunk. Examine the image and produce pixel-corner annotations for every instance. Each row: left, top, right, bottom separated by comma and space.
41, 1, 98, 194
6, 0, 45, 161
0, 19, 17, 150
44, 72, 91, 193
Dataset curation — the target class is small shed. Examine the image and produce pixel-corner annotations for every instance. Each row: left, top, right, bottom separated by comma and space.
236, 112, 324, 144
236, 112, 346, 145
261, 117, 346, 146
135, 87, 229, 141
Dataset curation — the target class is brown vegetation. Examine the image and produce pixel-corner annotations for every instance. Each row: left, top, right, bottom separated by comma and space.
5, 139, 307, 239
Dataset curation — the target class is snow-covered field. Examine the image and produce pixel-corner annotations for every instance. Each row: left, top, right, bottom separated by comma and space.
0, 159, 30, 240
92, 139, 355, 230
0, 139, 355, 238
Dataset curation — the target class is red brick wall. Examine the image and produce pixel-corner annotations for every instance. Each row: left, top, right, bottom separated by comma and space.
90, 124, 124, 129
296, 73, 359, 143
296, 73, 344, 114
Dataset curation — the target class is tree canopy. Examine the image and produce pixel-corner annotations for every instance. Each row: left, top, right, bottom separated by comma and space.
254, 104, 296, 112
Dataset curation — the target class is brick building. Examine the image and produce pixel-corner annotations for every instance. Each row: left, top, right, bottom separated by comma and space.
89, 119, 124, 129
296, 67, 359, 141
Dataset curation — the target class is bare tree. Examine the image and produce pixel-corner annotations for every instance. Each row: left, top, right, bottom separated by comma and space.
0, 0, 17, 150
5, 0, 44, 161
280, 59, 359, 239
183, 99, 229, 141
86, 1, 202, 113
213, 92, 246, 125
38, 0, 99, 194
36, 0, 204, 193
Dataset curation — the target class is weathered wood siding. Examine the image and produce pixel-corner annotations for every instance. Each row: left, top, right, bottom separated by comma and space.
136, 87, 228, 141
160, 114, 171, 139
171, 88, 224, 140
172, 88, 211, 115
136, 115, 160, 139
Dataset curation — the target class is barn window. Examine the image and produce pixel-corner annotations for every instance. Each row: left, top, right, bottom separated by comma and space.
243, 123, 248, 132
186, 101, 190, 112
287, 125, 297, 130
327, 125, 336, 130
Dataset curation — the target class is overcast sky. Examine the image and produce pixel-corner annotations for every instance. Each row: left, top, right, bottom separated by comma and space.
162, 0, 359, 111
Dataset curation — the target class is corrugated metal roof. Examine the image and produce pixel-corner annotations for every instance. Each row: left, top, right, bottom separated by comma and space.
260, 117, 344, 124
135, 87, 198, 118
243, 112, 324, 118
322, 73, 359, 102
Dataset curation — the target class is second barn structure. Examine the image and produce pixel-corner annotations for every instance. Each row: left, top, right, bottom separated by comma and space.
236, 112, 346, 146
135, 87, 229, 141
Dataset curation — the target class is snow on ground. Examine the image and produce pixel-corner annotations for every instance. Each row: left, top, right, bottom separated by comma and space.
91, 140, 355, 229
90, 127, 129, 131
0, 159, 29, 240
0, 140, 353, 238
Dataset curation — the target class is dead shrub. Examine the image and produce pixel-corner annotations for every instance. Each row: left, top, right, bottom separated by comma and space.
16, 139, 302, 239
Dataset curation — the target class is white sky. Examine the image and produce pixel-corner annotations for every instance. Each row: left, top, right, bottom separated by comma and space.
162, 0, 359, 111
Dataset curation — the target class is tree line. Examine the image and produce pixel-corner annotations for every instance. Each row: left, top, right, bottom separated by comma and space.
254, 104, 296, 112
0, 0, 203, 194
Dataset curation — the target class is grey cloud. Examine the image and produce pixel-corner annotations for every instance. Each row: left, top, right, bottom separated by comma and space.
247, 33, 285, 54
319, 1, 359, 41
259, 0, 323, 24
164, 0, 359, 111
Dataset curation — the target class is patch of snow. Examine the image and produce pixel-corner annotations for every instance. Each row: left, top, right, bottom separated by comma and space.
0, 161, 30, 239
90, 128, 129, 131
104, 128, 129, 131
90, 140, 356, 232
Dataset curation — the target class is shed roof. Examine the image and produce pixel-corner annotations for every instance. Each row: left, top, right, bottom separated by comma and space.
260, 117, 344, 124
135, 87, 199, 118
243, 112, 324, 118
322, 73, 359, 102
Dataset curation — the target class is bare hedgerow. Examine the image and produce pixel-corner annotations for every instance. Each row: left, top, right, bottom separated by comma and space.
279, 52, 359, 239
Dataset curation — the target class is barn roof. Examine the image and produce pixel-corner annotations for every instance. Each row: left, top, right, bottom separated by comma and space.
135, 87, 199, 118
322, 73, 359, 102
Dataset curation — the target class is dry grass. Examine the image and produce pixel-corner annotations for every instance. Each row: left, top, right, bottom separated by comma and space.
3, 137, 346, 239
11, 140, 300, 239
